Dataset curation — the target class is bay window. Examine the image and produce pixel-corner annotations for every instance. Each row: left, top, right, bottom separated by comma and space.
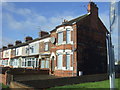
66, 29, 71, 44
66, 54, 70, 70
45, 43, 49, 51
58, 32, 63, 44
57, 54, 63, 69
41, 58, 49, 68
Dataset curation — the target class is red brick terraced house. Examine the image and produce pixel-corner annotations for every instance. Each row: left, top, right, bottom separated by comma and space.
49, 2, 108, 77
0, 2, 109, 77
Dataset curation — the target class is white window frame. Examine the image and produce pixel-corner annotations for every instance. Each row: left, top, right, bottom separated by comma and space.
57, 54, 63, 70
58, 32, 63, 45
66, 29, 71, 44
66, 54, 71, 70
41, 58, 49, 68
45, 43, 49, 51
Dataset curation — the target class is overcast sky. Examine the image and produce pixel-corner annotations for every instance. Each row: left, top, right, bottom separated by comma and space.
1, 2, 119, 60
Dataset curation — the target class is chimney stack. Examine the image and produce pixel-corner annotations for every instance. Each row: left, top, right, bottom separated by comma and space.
15, 40, 22, 45
62, 19, 68, 24
39, 31, 49, 37
2, 46, 7, 50
87, 2, 98, 16
8, 44, 13, 48
25, 36, 33, 42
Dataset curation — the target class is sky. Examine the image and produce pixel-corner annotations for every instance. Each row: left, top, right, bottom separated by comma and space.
1, 2, 119, 60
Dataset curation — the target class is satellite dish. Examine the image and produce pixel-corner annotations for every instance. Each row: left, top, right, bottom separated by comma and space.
50, 37, 55, 44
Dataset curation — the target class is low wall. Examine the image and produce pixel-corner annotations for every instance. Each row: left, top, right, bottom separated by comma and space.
8, 68, 49, 75
17, 73, 120, 89
0, 67, 49, 85
0, 74, 6, 85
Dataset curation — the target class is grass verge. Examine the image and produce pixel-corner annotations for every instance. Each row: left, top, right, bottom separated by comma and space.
48, 78, 120, 89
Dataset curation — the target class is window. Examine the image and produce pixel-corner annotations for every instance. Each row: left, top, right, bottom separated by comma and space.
46, 58, 49, 68
45, 43, 49, 51
66, 54, 70, 70
22, 59, 26, 67
13, 59, 18, 66
57, 54, 63, 69
16, 49, 19, 55
41, 58, 49, 68
28, 61, 31, 66
66, 29, 71, 44
58, 32, 63, 44
30, 46, 34, 53
26, 48, 28, 54
41, 60, 45, 68
2, 60, 8, 65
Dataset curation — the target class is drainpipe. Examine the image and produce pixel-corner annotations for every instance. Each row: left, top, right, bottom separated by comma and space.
72, 25, 75, 76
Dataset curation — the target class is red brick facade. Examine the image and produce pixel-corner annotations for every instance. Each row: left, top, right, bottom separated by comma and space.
49, 2, 108, 77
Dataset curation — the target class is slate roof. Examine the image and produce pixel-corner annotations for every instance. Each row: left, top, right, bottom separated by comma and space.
2, 14, 89, 50
63, 14, 88, 25
50, 14, 89, 32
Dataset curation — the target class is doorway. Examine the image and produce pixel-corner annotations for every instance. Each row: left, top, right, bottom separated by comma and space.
51, 56, 54, 74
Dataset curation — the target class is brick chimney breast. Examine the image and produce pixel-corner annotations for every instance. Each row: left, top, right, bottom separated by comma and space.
39, 31, 49, 37
2, 46, 7, 50
87, 2, 98, 16
25, 36, 33, 42
8, 44, 13, 48
15, 40, 22, 45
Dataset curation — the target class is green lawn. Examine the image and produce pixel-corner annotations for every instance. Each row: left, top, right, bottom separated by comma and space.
0, 83, 9, 88
48, 78, 120, 89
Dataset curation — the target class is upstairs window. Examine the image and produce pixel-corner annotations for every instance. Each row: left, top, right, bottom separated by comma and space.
31, 46, 34, 53
16, 49, 19, 55
26, 48, 28, 54
58, 32, 63, 44
57, 54, 63, 69
45, 43, 49, 51
66, 29, 71, 44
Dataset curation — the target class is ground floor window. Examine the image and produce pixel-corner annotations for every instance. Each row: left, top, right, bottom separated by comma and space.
10, 59, 18, 66
22, 59, 26, 67
57, 54, 63, 69
21, 58, 38, 68
41, 58, 49, 68
26, 58, 37, 67
66, 54, 70, 70
2, 60, 8, 65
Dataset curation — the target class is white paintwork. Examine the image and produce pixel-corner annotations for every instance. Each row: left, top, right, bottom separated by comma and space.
22, 45, 29, 56
16, 47, 23, 56
56, 49, 73, 55
39, 37, 51, 43
3, 49, 11, 58
50, 52, 56, 60
2, 49, 12, 66
55, 66, 73, 71
56, 26, 73, 33
56, 26, 74, 46
29, 42, 39, 55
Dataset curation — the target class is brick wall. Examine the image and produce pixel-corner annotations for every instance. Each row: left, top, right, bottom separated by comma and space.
0, 74, 6, 85
76, 14, 107, 75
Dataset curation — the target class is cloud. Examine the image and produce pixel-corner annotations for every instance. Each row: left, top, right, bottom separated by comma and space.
2, 2, 78, 47
2, 2, 78, 31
